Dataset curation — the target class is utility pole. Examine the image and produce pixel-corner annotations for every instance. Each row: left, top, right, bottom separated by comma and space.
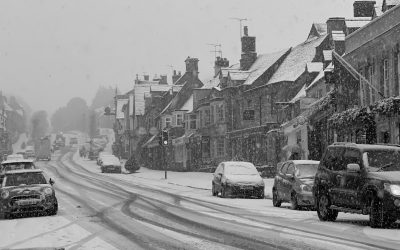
230, 17, 249, 38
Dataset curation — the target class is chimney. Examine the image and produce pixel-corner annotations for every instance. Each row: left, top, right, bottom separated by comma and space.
353, 1, 376, 17
326, 17, 346, 55
160, 75, 168, 85
214, 56, 230, 76
144, 75, 149, 81
172, 70, 181, 84
185, 56, 199, 77
240, 26, 257, 71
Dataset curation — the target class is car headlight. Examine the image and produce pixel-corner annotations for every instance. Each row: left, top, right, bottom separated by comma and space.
300, 184, 312, 192
44, 187, 53, 195
384, 183, 400, 196
1, 190, 9, 199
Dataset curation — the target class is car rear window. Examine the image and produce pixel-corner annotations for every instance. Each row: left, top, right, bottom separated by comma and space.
5, 172, 47, 186
295, 164, 319, 178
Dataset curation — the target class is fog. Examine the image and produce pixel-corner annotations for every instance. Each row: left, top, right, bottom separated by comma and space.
0, 0, 353, 114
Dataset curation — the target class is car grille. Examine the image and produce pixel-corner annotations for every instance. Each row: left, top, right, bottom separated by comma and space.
11, 195, 41, 203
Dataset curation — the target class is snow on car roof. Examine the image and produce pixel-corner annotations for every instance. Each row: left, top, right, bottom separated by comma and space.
3, 169, 43, 175
292, 160, 320, 165
102, 157, 121, 165
1, 159, 35, 165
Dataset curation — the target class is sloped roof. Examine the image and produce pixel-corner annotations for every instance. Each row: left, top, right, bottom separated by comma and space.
323, 50, 332, 61
116, 98, 128, 119
307, 23, 327, 40
290, 84, 307, 103
201, 77, 220, 89
243, 49, 289, 86
306, 62, 323, 73
306, 68, 325, 91
229, 71, 250, 81
387, 0, 400, 6
150, 85, 175, 92
345, 18, 371, 28
267, 34, 327, 85
179, 94, 193, 112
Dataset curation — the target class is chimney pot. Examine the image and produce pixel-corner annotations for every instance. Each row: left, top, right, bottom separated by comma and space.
244, 26, 248, 36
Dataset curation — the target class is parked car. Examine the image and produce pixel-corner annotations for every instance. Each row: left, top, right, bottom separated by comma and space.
212, 161, 264, 198
313, 142, 400, 228
5, 154, 24, 161
88, 150, 99, 161
101, 156, 122, 173
272, 160, 319, 209
97, 152, 112, 165
124, 155, 140, 173
0, 169, 58, 219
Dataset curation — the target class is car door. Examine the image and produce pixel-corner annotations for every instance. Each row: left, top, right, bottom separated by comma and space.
276, 162, 289, 199
337, 148, 365, 208
323, 147, 345, 205
213, 164, 224, 192
282, 162, 295, 201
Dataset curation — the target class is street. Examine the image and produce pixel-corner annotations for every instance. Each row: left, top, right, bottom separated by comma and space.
0, 147, 399, 250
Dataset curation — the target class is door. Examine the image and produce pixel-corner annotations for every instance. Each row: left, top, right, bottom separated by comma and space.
276, 162, 289, 199
337, 148, 365, 208
282, 162, 295, 201
323, 147, 345, 205
213, 164, 224, 192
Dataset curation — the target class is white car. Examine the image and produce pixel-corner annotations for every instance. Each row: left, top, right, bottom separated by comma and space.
212, 161, 264, 198
97, 152, 113, 165
6, 154, 24, 161
100, 156, 122, 173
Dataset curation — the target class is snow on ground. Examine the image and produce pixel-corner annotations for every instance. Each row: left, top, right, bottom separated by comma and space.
0, 215, 116, 250
12, 133, 27, 153
74, 152, 274, 198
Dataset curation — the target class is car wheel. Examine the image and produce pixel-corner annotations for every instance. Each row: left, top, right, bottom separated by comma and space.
317, 192, 338, 221
370, 197, 394, 228
290, 192, 299, 210
212, 183, 217, 196
258, 189, 264, 199
272, 189, 281, 207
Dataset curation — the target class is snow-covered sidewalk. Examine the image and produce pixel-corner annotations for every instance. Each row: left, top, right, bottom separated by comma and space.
74, 152, 274, 198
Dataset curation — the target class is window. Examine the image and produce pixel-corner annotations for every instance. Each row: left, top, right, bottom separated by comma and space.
211, 105, 215, 124
343, 149, 361, 167
216, 138, 225, 156
217, 104, 224, 122
204, 109, 210, 126
384, 59, 389, 97
165, 117, 171, 128
176, 113, 183, 126
368, 61, 376, 103
286, 163, 295, 175
322, 147, 344, 171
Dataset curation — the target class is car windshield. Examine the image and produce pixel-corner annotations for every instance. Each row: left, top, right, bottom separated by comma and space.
225, 164, 258, 175
364, 149, 400, 172
295, 164, 319, 178
1, 163, 35, 172
5, 172, 47, 186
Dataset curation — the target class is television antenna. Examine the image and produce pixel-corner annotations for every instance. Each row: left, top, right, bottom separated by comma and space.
230, 17, 249, 38
207, 43, 222, 59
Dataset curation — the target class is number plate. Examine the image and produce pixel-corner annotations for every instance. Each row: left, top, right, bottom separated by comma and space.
17, 199, 38, 206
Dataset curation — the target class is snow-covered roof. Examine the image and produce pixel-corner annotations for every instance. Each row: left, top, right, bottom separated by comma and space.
387, 0, 400, 6
201, 77, 220, 89
229, 71, 250, 81
332, 30, 345, 41
178, 94, 193, 112
243, 49, 289, 86
290, 84, 306, 103
323, 50, 332, 61
116, 98, 128, 119
345, 18, 371, 28
306, 62, 323, 73
267, 35, 327, 85
150, 85, 175, 92
306, 68, 325, 91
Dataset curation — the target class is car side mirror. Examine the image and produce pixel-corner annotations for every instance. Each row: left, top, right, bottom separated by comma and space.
49, 178, 55, 185
347, 163, 360, 173
286, 173, 294, 179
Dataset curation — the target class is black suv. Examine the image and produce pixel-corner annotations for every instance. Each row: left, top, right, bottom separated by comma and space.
313, 142, 400, 228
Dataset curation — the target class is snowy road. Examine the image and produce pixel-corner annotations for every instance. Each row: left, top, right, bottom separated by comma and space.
1, 149, 400, 249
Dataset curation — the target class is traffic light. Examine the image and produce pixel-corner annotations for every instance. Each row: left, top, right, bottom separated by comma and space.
162, 130, 169, 146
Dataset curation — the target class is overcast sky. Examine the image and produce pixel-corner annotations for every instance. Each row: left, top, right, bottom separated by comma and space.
0, 0, 359, 114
